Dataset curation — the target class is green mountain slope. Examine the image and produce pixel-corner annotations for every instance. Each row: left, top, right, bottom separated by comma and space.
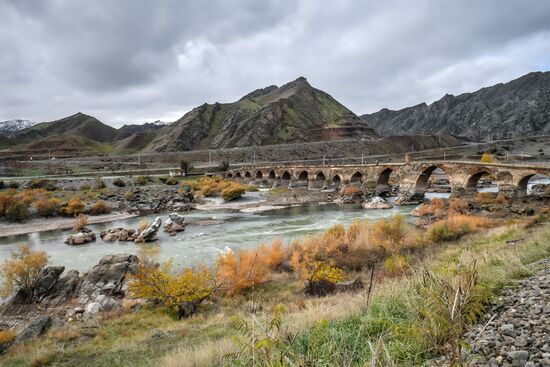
145, 77, 378, 152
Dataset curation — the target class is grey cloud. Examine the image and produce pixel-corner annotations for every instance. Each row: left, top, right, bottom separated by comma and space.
0, 0, 549, 127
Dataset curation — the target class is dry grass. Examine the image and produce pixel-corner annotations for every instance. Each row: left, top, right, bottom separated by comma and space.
426, 215, 494, 243
474, 192, 506, 205
73, 214, 88, 232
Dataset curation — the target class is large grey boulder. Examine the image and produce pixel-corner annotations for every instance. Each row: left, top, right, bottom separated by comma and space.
135, 217, 162, 242
100, 228, 137, 242
14, 316, 50, 343
164, 213, 186, 235
65, 231, 96, 245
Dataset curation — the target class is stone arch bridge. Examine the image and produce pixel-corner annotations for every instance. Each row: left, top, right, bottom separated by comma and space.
226, 161, 550, 202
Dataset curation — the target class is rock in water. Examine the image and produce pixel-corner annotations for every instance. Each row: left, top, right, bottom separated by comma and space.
164, 213, 186, 235
100, 228, 137, 242
362, 196, 393, 209
135, 217, 162, 242
64, 231, 96, 245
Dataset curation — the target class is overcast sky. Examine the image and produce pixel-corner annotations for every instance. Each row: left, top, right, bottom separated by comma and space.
1, 0, 550, 127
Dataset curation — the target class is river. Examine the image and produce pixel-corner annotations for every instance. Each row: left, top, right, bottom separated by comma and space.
0, 199, 415, 271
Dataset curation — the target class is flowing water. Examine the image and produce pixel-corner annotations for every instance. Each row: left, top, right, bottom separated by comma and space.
2, 175, 548, 272
0, 201, 414, 271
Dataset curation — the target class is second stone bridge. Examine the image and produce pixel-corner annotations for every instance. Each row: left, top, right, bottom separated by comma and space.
226, 161, 550, 202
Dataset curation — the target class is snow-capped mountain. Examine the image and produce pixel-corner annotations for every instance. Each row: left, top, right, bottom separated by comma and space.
150, 120, 171, 126
0, 119, 38, 137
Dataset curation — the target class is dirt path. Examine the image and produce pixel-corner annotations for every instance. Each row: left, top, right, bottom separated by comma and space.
0, 212, 137, 238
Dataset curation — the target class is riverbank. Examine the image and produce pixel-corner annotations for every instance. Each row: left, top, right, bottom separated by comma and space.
0, 212, 137, 238
1, 214, 548, 366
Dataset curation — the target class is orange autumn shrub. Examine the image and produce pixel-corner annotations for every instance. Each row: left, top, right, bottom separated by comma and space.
474, 192, 506, 205
415, 198, 446, 217
340, 186, 362, 196
73, 214, 88, 232
61, 196, 85, 216
216, 239, 285, 295
34, 197, 61, 217
90, 200, 111, 215
448, 198, 469, 214
0, 192, 15, 216
0, 330, 16, 345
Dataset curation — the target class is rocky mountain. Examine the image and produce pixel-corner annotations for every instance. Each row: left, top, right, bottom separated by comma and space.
0, 119, 38, 137
362, 71, 550, 140
116, 122, 164, 140
144, 77, 378, 152
14, 112, 118, 143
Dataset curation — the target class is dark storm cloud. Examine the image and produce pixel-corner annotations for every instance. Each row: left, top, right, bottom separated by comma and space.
1, 0, 549, 126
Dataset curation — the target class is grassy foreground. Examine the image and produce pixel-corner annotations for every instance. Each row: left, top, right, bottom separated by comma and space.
2, 218, 550, 366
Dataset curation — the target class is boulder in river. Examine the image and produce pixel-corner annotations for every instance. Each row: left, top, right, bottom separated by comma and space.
64, 231, 96, 245
135, 217, 162, 242
100, 228, 137, 242
362, 196, 393, 209
163, 213, 186, 235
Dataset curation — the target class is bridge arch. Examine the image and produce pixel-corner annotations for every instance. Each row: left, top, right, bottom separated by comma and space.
350, 171, 363, 183
315, 171, 326, 181
281, 171, 291, 181
226, 172, 233, 178
235, 172, 242, 178
466, 170, 490, 189
244, 171, 251, 179
268, 170, 276, 180
517, 173, 550, 197
332, 174, 342, 186
376, 167, 396, 194
413, 165, 451, 197
255, 171, 263, 179
297, 171, 308, 181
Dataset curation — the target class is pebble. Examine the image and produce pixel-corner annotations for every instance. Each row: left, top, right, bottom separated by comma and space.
465, 260, 550, 367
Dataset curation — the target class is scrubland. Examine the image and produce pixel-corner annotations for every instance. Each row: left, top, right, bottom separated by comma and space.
2, 208, 549, 367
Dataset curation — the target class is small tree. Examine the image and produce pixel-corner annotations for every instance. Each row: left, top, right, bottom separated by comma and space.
480, 152, 494, 163
128, 260, 216, 319
1, 245, 49, 300
180, 160, 193, 176
73, 214, 88, 232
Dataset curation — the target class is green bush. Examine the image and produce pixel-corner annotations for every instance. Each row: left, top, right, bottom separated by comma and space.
6, 181, 19, 189
112, 178, 126, 187
221, 185, 245, 201
164, 177, 178, 185
94, 179, 106, 190
123, 190, 134, 201
134, 176, 149, 186
0, 180, 5, 190
5, 200, 28, 221
27, 179, 57, 191
79, 184, 91, 191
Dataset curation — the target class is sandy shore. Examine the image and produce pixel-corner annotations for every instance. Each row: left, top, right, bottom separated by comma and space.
0, 212, 138, 238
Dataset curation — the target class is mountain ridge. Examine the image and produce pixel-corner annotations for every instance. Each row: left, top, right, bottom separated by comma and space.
144, 76, 378, 152
362, 71, 550, 140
